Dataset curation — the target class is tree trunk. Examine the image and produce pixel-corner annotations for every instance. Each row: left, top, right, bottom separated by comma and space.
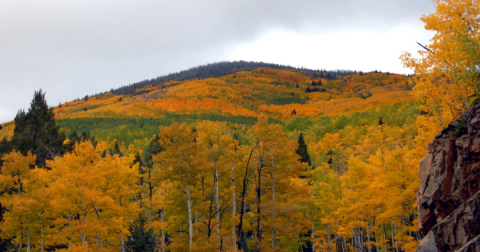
311, 220, 316, 252
120, 198, 125, 252
81, 200, 86, 248
298, 235, 305, 252
256, 162, 262, 252
384, 224, 388, 252
26, 222, 31, 252
231, 159, 237, 252
17, 233, 22, 252
121, 237, 125, 252
68, 213, 73, 247
148, 168, 153, 228
161, 208, 166, 252
40, 218, 45, 252
187, 182, 193, 249
271, 168, 276, 249
237, 146, 255, 249
215, 165, 221, 241
328, 224, 332, 252
367, 222, 371, 252
393, 222, 399, 252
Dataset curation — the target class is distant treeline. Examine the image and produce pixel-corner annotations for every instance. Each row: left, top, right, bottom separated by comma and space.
77, 61, 362, 101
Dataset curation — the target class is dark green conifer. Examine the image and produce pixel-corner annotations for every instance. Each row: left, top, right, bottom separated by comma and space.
11, 90, 65, 167
125, 213, 155, 252
132, 150, 143, 168
111, 140, 122, 156
295, 133, 311, 166
143, 135, 164, 169
0, 137, 12, 167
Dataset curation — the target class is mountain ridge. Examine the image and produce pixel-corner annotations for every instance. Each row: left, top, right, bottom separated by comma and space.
1, 66, 415, 148
79, 60, 370, 101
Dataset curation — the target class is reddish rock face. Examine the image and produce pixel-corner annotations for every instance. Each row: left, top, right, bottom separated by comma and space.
416, 103, 480, 252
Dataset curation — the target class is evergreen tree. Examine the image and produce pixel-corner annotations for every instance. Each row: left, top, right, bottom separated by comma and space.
110, 140, 123, 156
295, 133, 311, 166
378, 117, 384, 126
143, 135, 164, 169
10, 90, 65, 167
65, 130, 96, 152
126, 213, 156, 252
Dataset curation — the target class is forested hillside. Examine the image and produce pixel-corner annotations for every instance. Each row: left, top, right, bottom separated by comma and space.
0, 65, 428, 252
1, 0, 477, 251
1, 67, 414, 147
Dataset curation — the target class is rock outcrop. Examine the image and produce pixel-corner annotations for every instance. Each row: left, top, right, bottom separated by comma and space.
416, 103, 480, 252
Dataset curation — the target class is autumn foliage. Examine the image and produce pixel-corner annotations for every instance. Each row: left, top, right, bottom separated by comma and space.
2, 1, 477, 250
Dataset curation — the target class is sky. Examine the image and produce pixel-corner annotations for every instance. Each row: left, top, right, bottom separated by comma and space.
0, 0, 435, 124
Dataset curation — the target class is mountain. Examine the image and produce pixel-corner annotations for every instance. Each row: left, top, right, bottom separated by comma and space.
0, 63, 425, 251
1, 65, 415, 147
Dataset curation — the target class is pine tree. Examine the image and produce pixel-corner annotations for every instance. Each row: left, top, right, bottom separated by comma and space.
126, 213, 156, 252
0, 137, 12, 166
295, 133, 311, 166
143, 135, 164, 169
10, 90, 65, 168
378, 117, 384, 126
112, 140, 122, 156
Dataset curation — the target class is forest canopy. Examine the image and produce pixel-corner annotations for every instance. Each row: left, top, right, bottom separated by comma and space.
1, 0, 478, 251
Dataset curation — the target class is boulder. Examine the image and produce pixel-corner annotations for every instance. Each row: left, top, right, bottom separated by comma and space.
416, 103, 480, 252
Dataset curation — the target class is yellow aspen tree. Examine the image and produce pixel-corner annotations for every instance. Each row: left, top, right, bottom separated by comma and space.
47, 141, 139, 251
310, 162, 343, 252
196, 121, 245, 251
401, 0, 480, 127
0, 151, 36, 251
197, 121, 227, 248
250, 115, 308, 252
152, 123, 204, 252
224, 132, 248, 251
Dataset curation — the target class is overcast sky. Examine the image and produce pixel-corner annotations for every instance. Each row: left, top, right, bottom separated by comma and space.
0, 0, 435, 123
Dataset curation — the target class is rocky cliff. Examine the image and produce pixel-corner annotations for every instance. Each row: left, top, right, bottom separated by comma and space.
416, 103, 480, 252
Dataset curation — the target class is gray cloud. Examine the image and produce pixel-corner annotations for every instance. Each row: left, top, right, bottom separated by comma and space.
0, 0, 434, 123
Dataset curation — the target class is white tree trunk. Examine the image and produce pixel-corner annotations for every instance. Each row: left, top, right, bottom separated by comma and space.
161, 209, 166, 252
271, 169, 276, 249
186, 182, 193, 249
231, 160, 237, 252
40, 218, 45, 252
215, 166, 221, 240
311, 220, 316, 252
26, 222, 31, 252
81, 200, 86, 248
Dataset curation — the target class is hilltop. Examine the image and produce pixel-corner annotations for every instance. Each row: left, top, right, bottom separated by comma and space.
1, 65, 415, 147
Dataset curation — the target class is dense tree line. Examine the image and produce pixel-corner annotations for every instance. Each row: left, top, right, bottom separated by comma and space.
0, 90, 424, 252
71, 61, 360, 100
